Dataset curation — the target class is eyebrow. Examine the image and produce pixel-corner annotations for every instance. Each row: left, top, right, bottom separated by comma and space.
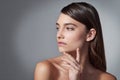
56, 23, 78, 27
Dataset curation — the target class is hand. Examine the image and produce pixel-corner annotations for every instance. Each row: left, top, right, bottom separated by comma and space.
61, 48, 81, 80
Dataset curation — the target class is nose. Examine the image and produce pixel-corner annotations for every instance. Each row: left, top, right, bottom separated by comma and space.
57, 30, 64, 39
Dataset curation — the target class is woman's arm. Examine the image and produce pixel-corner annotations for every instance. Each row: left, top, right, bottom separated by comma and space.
34, 61, 51, 80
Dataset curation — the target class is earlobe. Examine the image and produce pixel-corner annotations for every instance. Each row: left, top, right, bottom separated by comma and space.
86, 28, 96, 42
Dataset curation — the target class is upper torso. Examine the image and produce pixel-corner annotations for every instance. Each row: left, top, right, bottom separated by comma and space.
35, 56, 116, 80
46, 56, 115, 80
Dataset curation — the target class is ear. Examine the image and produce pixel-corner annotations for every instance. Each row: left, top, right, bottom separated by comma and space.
86, 28, 96, 42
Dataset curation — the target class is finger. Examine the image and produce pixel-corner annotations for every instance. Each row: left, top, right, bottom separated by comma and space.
76, 48, 80, 63
61, 57, 80, 69
61, 60, 80, 71
63, 52, 76, 63
61, 57, 78, 66
63, 51, 80, 67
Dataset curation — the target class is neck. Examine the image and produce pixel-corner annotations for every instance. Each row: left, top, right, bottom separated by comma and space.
65, 47, 94, 73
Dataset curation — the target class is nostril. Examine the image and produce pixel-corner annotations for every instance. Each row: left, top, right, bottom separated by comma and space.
57, 30, 64, 39
57, 36, 61, 39
57, 34, 64, 39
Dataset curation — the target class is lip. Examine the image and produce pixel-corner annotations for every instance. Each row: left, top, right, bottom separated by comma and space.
58, 42, 67, 46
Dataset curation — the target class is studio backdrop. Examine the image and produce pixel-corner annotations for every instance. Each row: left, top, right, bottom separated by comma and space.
0, 0, 120, 80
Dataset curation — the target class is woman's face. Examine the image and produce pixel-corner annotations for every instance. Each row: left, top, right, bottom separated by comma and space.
56, 13, 88, 53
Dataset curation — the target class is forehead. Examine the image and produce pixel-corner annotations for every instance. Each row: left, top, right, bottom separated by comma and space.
57, 13, 85, 28
57, 13, 77, 24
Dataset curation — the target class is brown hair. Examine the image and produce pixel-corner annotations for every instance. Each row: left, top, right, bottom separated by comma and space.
61, 2, 106, 72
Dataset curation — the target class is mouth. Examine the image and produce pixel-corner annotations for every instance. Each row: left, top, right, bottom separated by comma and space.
58, 42, 67, 46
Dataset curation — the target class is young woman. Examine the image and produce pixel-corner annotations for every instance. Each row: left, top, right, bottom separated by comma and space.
34, 2, 116, 80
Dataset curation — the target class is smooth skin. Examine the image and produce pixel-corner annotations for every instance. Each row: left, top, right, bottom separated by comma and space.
34, 13, 116, 80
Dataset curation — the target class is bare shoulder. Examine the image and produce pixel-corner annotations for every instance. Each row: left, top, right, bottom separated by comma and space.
34, 60, 54, 80
34, 56, 62, 80
35, 57, 59, 71
99, 71, 117, 80
35, 60, 52, 72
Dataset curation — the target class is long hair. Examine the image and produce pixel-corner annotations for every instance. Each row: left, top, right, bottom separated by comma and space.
61, 2, 106, 72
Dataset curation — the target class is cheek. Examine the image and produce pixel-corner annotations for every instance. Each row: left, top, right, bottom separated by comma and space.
69, 37, 85, 48
65, 33, 86, 52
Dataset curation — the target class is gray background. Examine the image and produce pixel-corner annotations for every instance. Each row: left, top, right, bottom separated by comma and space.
0, 0, 120, 80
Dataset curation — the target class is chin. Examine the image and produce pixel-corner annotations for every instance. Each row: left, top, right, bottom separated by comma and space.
58, 47, 76, 53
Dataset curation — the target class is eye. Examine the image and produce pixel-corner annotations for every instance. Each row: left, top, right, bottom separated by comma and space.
66, 27, 75, 31
56, 27, 59, 30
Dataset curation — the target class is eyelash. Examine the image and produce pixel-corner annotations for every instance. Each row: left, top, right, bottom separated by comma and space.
56, 27, 59, 30
66, 27, 74, 31
56, 27, 75, 31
